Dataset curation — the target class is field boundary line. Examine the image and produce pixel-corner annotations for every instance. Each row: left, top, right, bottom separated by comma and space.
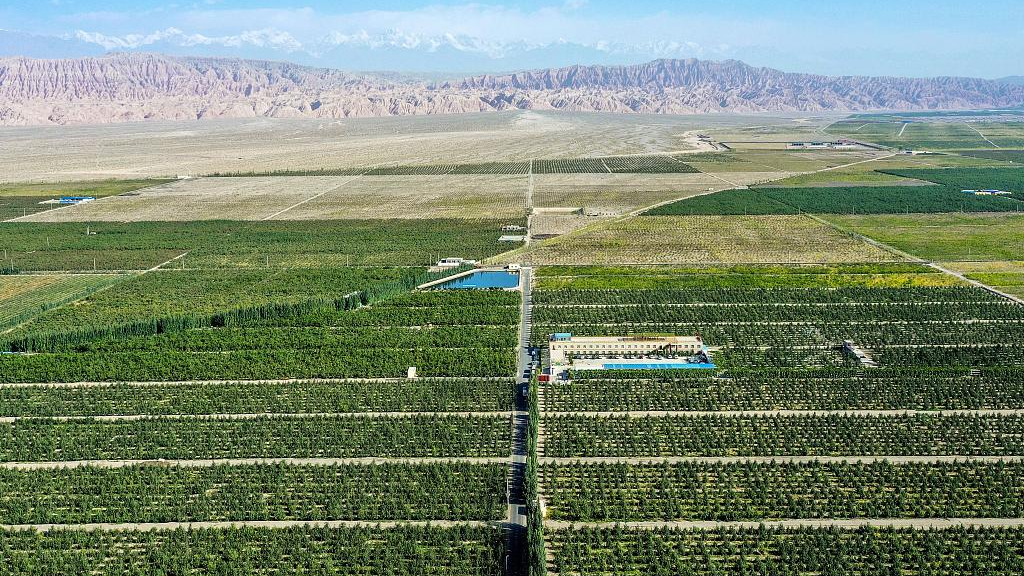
965, 123, 1000, 148
0, 519, 498, 532
540, 409, 1024, 418
0, 410, 519, 423
0, 376, 512, 388
926, 262, 1024, 305
1, 457, 511, 470
539, 456, 1024, 465
260, 173, 365, 220
544, 518, 1024, 531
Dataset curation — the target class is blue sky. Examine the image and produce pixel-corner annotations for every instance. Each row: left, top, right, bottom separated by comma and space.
3, 0, 1022, 76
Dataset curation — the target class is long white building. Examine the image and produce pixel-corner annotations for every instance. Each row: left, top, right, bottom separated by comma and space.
548, 333, 703, 364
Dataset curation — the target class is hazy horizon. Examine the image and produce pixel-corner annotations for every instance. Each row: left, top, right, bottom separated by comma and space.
1, 0, 1021, 77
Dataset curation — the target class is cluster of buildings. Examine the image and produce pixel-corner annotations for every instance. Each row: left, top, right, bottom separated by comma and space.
542, 333, 714, 381
787, 140, 860, 150
962, 189, 1012, 196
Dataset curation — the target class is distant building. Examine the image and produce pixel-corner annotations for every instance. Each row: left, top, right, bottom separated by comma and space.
501, 224, 526, 232
435, 257, 477, 269
498, 235, 526, 242
787, 141, 858, 150
962, 189, 1012, 196
59, 196, 96, 205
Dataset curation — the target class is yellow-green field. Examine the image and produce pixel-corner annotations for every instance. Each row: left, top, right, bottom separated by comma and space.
826, 213, 1024, 262
510, 214, 897, 265
0, 274, 122, 330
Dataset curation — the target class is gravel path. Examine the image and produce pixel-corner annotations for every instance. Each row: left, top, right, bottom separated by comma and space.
0, 519, 497, 532
544, 517, 1024, 531
1, 457, 511, 470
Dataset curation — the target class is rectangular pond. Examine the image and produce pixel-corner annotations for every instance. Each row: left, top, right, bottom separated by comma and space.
435, 270, 520, 290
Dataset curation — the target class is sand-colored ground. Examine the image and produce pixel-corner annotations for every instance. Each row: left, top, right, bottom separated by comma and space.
21, 175, 529, 221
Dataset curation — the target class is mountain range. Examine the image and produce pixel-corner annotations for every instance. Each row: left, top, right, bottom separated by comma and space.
1, 53, 1023, 126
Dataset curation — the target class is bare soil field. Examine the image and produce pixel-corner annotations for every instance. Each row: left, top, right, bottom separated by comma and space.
512, 214, 898, 265
0, 112, 837, 182
532, 174, 730, 213
20, 175, 529, 221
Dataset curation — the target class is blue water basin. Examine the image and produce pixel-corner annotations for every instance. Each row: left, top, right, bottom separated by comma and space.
436, 270, 520, 290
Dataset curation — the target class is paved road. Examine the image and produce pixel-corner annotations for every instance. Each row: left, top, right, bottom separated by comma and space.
544, 518, 1024, 531
507, 266, 532, 529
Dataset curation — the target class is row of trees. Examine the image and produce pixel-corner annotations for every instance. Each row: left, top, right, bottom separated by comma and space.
0, 414, 512, 461
541, 460, 1024, 522
541, 413, 1024, 458
0, 462, 507, 524
0, 346, 517, 383
0, 378, 517, 418
548, 367, 1024, 412
549, 525, 1024, 575
532, 301, 1022, 325
533, 286, 999, 306
0, 524, 510, 576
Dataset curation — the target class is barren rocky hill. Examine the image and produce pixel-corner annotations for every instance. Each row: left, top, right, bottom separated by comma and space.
2, 53, 1022, 126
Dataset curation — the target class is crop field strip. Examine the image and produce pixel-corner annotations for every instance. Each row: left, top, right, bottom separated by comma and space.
0, 219, 517, 272
0, 179, 173, 222
648, 166, 1024, 216
540, 460, 1024, 522
543, 368, 1024, 412
209, 153, 701, 177
0, 378, 516, 416
0, 290, 521, 382
0, 462, 508, 524
0, 524, 510, 575
547, 525, 1024, 575
540, 413, 1024, 458
515, 214, 896, 266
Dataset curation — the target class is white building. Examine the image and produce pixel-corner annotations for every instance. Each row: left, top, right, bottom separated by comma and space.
548, 333, 704, 364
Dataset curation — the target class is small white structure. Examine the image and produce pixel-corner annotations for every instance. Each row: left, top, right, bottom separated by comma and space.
501, 224, 526, 232
435, 257, 477, 269
407, 366, 418, 379
498, 235, 526, 243
506, 263, 522, 271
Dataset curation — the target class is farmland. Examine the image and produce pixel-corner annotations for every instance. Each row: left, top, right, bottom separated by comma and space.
0, 274, 122, 330
827, 213, 1024, 262
649, 167, 1024, 215
4, 109, 1024, 575
532, 260, 1024, 574
827, 117, 1024, 150
0, 179, 171, 221
0, 525, 510, 575
25, 176, 530, 222
514, 215, 896, 265
0, 219, 514, 271
0, 290, 520, 381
